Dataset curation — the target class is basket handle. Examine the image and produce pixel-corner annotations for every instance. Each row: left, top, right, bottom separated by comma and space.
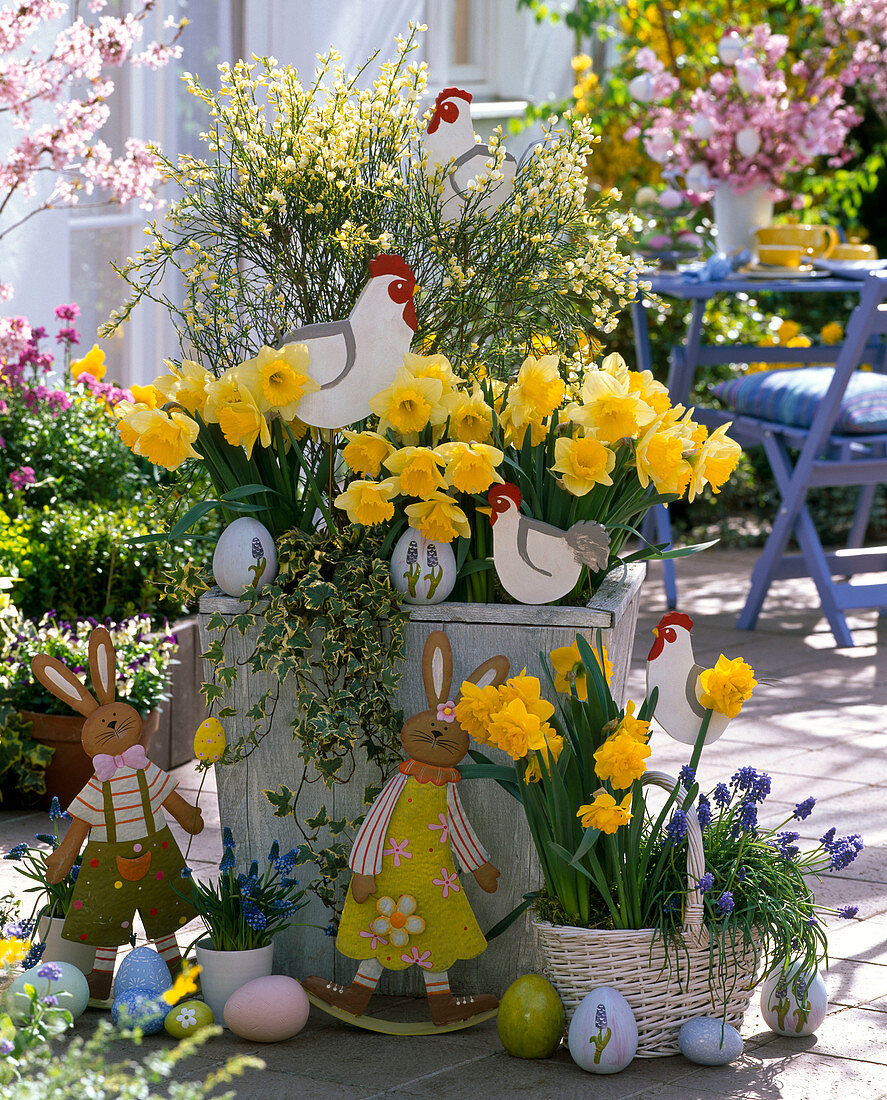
640, 770, 705, 931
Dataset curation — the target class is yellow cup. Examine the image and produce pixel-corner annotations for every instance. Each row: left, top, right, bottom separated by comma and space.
830, 242, 879, 261
755, 224, 839, 258
757, 244, 804, 268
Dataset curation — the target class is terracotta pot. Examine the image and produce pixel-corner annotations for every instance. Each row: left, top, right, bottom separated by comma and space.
21, 708, 160, 811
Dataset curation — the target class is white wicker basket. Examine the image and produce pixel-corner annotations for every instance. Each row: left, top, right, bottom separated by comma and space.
534, 770, 760, 1057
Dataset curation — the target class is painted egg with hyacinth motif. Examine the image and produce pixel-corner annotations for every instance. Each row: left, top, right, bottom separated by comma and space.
212, 518, 278, 598
568, 986, 638, 1074
760, 960, 828, 1036
390, 526, 456, 605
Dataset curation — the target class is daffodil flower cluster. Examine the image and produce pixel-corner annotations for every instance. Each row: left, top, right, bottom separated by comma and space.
454, 671, 562, 772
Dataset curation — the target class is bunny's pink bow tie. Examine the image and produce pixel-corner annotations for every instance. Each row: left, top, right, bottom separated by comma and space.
93, 744, 148, 782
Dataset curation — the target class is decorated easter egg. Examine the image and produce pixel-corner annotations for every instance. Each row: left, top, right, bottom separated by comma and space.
193, 717, 226, 764
736, 57, 764, 95
717, 31, 747, 65
628, 73, 655, 103
678, 1017, 744, 1065
213, 518, 278, 598
568, 986, 637, 1074
684, 162, 712, 193
497, 974, 565, 1059
113, 946, 170, 998
690, 113, 715, 140
390, 525, 456, 605
761, 961, 828, 1036
223, 975, 310, 1042
6, 961, 89, 1021
111, 987, 170, 1034
735, 127, 761, 158
165, 998, 215, 1038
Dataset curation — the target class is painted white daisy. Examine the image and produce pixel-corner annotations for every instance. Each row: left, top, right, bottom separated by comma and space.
372, 894, 425, 947
175, 1006, 198, 1029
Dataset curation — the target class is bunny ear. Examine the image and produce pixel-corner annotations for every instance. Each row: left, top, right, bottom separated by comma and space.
421, 631, 453, 706
31, 655, 98, 717
89, 627, 117, 706
459, 655, 510, 698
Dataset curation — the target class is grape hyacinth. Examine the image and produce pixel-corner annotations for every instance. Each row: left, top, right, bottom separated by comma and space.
48, 797, 70, 822
21, 942, 45, 969
775, 831, 801, 860
666, 809, 687, 843
837, 905, 859, 919
731, 766, 771, 804
794, 797, 816, 821
218, 848, 235, 873
595, 1003, 608, 1030
678, 764, 696, 787
696, 793, 712, 829
731, 799, 758, 837
222, 827, 235, 849
713, 782, 732, 808
697, 872, 714, 894
716, 891, 735, 915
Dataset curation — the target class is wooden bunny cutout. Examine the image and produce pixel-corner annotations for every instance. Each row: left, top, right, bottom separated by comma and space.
33, 626, 204, 1001
303, 631, 509, 1029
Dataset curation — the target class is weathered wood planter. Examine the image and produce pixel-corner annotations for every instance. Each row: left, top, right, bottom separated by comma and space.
198, 562, 645, 995
151, 617, 206, 773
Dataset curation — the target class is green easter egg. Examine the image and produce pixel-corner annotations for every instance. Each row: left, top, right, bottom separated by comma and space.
164, 998, 215, 1038
497, 974, 565, 1059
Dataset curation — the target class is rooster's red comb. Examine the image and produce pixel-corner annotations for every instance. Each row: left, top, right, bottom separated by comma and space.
369, 254, 415, 284
435, 86, 472, 111
488, 483, 522, 508
655, 611, 694, 633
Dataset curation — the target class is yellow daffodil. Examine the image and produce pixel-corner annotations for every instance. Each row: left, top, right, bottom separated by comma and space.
129, 383, 161, 409
334, 479, 397, 526
237, 343, 318, 419
687, 423, 741, 502
551, 434, 615, 495
404, 351, 457, 395
614, 700, 650, 743
369, 366, 445, 437
342, 430, 394, 477
441, 386, 493, 443
593, 730, 651, 789
523, 732, 565, 783
777, 319, 802, 343
217, 387, 272, 458
530, 333, 556, 356
436, 442, 504, 495
577, 789, 633, 833
162, 961, 202, 1006
454, 681, 502, 744
383, 446, 446, 498
599, 352, 630, 384
71, 343, 106, 381
203, 367, 244, 423
627, 369, 671, 416
497, 673, 555, 725
486, 697, 553, 760
634, 419, 693, 496
405, 491, 470, 542
821, 322, 844, 345
154, 358, 209, 415
505, 354, 566, 426
524, 756, 543, 784
698, 655, 757, 718
549, 639, 612, 699
0, 935, 30, 967
569, 371, 656, 444
124, 407, 201, 470
499, 404, 549, 449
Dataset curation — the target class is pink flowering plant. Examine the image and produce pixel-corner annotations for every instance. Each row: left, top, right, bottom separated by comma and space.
0, 0, 187, 299
812, 0, 887, 124
626, 25, 860, 196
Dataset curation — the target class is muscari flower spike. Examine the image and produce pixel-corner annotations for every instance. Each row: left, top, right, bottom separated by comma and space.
712, 782, 731, 808
595, 1003, 608, 1030
697, 871, 714, 894
794, 797, 816, 821
716, 890, 735, 915
219, 849, 235, 873
222, 826, 235, 849
696, 794, 712, 829
666, 809, 687, 843
4, 844, 28, 861
268, 840, 280, 862
838, 905, 859, 919
48, 797, 70, 822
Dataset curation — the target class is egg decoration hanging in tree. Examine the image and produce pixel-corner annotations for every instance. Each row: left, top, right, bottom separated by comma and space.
760, 961, 828, 1036
568, 986, 638, 1073
389, 525, 457, 605
193, 716, 226, 764
212, 517, 278, 598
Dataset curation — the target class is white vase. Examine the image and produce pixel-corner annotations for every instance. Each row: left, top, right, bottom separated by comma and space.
712, 182, 774, 260
37, 915, 95, 974
195, 939, 274, 1024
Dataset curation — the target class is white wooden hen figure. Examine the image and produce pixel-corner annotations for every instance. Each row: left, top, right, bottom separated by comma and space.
487, 483, 610, 605
284, 254, 417, 429
645, 612, 731, 745
423, 87, 517, 221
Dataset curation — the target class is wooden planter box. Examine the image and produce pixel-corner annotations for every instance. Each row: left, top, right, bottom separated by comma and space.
151, 617, 206, 773
198, 562, 645, 995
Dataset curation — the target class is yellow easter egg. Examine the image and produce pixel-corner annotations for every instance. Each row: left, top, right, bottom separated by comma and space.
193, 717, 226, 764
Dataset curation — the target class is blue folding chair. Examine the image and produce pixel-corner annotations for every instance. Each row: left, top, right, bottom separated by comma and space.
696, 270, 887, 646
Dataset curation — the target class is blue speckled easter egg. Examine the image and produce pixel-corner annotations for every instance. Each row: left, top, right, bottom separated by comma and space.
113, 946, 170, 998
678, 1017, 744, 1065
111, 987, 170, 1034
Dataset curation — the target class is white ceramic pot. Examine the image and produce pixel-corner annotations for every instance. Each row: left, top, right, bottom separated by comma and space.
712, 182, 773, 260
37, 915, 95, 974
195, 939, 274, 1025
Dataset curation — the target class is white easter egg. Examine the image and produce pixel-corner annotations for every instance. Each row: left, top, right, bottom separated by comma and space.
717, 32, 747, 66
684, 162, 712, 192
111, 987, 169, 1034
6, 961, 89, 1021
690, 113, 715, 140
390, 526, 456, 605
735, 127, 761, 158
635, 186, 658, 207
113, 946, 171, 998
760, 961, 828, 1037
678, 1016, 744, 1065
736, 58, 763, 95
568, 986, 638, 1074
223, 975, 310, 1042
212, 518, 278, 598
628, 73, 655, 103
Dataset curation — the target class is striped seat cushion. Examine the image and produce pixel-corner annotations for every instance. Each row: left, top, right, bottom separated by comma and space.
713, 367, 887, 434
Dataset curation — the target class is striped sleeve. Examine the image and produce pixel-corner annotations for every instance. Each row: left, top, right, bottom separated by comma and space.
68, 778, 105, 827
349, 773, 407, 875
147, 762, 178, 809
447, 784, 489, 872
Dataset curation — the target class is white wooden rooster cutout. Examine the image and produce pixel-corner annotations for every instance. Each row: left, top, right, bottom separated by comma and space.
423, 87, 517, 222
284, 254, 417, 430
487, 483, 610, 605
645, 612, 731, 745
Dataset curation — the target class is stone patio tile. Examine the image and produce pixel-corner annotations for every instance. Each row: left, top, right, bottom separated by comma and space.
827, 959, 887, 1007
825, 914, 887, 965
797, 1005, 887, 1064
221, 1069, 365, 1099
813, 875, 887, 921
